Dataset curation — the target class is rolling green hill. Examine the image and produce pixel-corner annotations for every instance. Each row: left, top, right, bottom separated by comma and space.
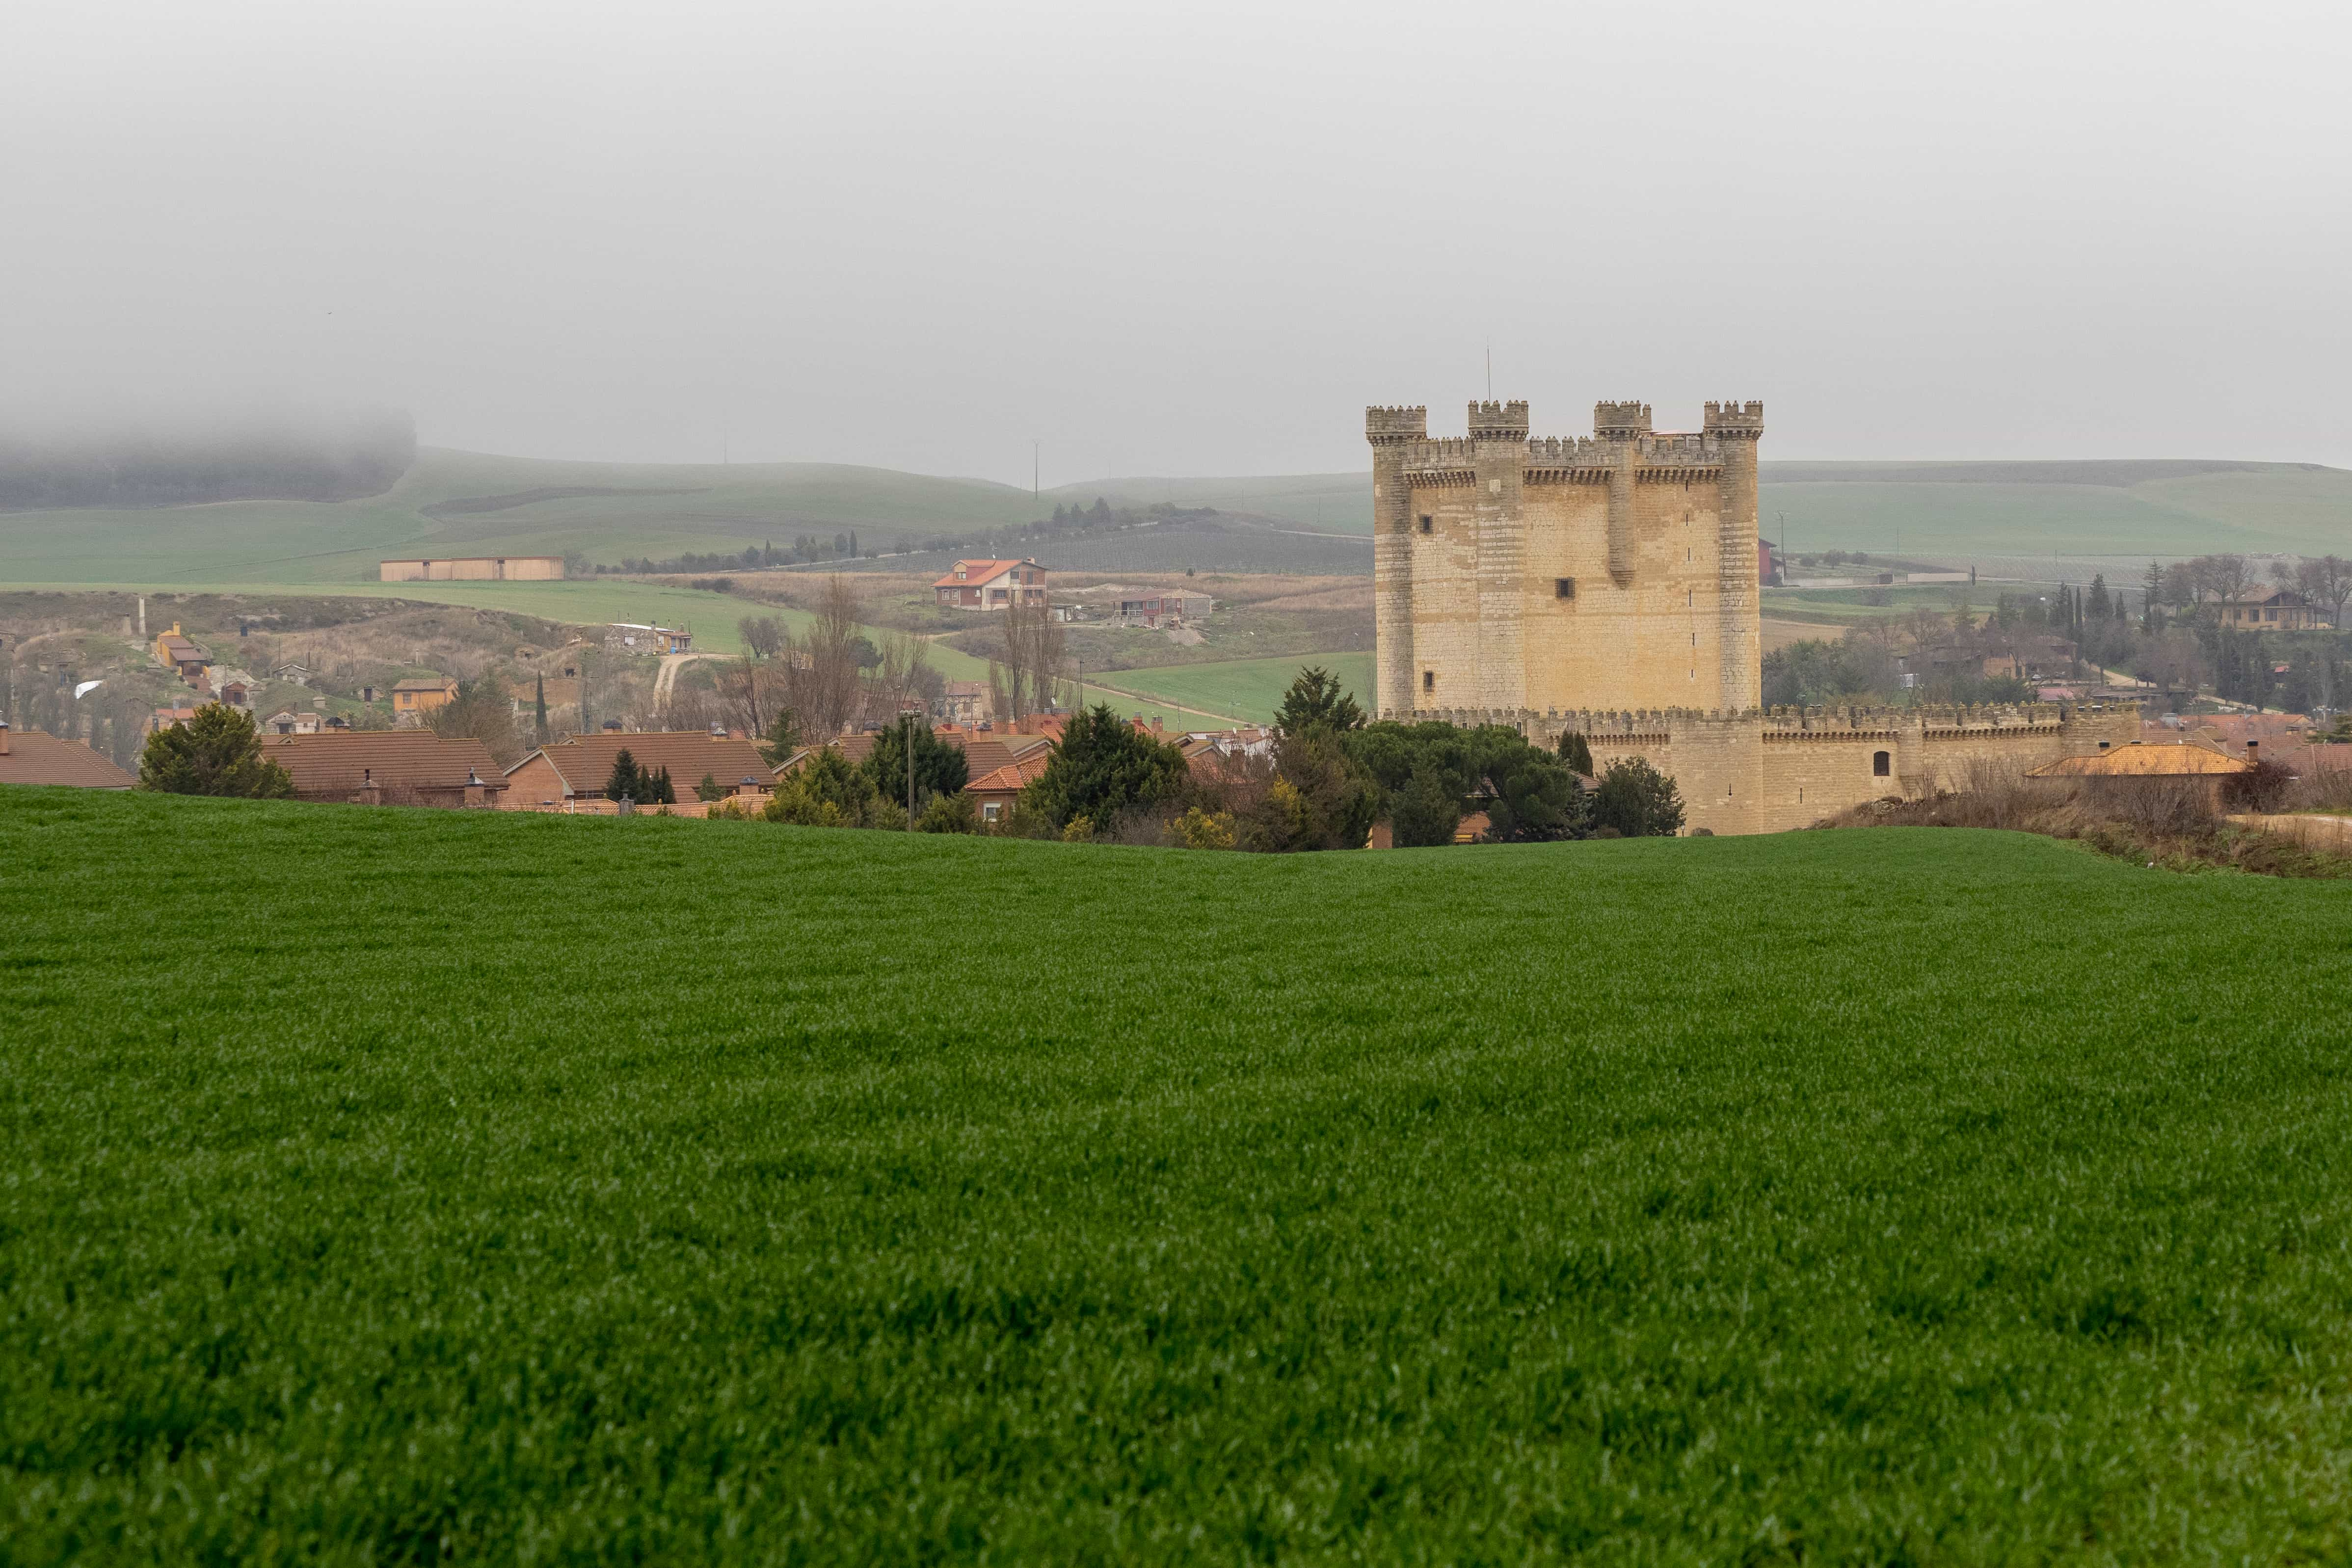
1094, 650, 1374, 726
6, 791, 2352, 1557
2, 449, 2346, 592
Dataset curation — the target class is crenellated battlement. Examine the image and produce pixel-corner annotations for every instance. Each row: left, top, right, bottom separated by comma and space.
1704, 399, 1764, 437
1594, 401, 1653, 436
1468, 399, 1529, 440
1365, 405, 1429, 444
1397, 436, 1479, 469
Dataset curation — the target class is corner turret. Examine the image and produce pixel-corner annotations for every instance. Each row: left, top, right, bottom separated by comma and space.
1365, 405, 1428, 444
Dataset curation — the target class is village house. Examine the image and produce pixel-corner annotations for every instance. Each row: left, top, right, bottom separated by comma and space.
264, 730, 505, 807
391, 676, 459, 718
152, 623, 210, 681
502, 730, 770, 808
148, 705, 201, 735
0, 721, 136, 790
2208, 587, 2324, 631
261, 709, 324, 736
963, 752, 1053, 825
1117, 594, 1213, 629
605, 623, 693, 654
933, 559, 1047, 611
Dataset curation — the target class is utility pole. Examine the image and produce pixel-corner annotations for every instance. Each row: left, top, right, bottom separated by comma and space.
903, 705, 921, 827
1033, 440, 1040, 501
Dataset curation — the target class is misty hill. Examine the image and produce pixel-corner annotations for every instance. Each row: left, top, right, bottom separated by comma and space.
0, 447, 2345, 589
0, 409, 416, 511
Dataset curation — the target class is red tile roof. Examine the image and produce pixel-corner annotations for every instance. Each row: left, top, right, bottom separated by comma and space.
265, 731, 504, 798
0, 729, 136, 789
967, 752, 1053, 795
932, 559, 1025, 589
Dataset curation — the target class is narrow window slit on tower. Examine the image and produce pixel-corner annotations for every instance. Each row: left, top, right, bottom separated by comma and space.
1418, 515, 1433, 534
1423, 670, 1435, 693
1555, 577, 1575, 600
1873, 750, 1891, 777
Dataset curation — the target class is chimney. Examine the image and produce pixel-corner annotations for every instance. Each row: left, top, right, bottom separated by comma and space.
0, 720, 10, 755
2246, 739, 2259, 762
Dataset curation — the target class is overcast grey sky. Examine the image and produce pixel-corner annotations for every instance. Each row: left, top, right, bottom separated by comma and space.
6, 0, 2349, 481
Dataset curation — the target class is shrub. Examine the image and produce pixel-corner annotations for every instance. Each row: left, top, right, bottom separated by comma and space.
1591, 758, 1685, 838
1171, 806, 1237, 850
915, 792, 978, 834
1237, 731, 1380, 852
2222, 758, 2296, 814
764, 746, 877, 826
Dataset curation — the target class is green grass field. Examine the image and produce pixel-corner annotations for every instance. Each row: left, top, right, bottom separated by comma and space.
7, 789, 2352, 1558
1095, 651, 1374, 725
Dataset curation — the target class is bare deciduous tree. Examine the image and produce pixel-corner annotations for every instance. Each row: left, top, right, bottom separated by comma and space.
997, 595, 1066, 720
2287, 555, 2352, 628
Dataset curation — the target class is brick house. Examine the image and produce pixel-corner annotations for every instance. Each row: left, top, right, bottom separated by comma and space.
934, 559, 1047, 611
964, 751, 1053, 825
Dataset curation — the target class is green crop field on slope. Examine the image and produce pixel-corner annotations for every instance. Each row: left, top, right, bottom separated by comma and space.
6, 789, 2352, 1560
6, 450, 2348, 592
1095, 651, 1374, 726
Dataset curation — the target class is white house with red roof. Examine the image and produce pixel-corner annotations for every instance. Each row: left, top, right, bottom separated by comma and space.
934, 558, 1047, 611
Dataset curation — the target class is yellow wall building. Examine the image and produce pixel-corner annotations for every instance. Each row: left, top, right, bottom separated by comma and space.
380, 556, 563, 582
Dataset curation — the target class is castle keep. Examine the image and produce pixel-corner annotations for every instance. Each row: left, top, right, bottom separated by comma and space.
1368, 399, 2136, 834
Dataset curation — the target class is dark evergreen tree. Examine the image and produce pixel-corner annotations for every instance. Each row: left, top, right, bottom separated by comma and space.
1273, 666, 1365, 735
1389, 764, 1463, 848
604, 748, 642, 801
1557, 730, 1594, 774
861, 719, 970, 811
138, 704, 294, 798
1021, 704, 1190, 831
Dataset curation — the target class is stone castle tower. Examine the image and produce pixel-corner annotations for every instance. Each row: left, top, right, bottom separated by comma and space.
1367, 399, 1764, 718
1361, 394, 2139, 836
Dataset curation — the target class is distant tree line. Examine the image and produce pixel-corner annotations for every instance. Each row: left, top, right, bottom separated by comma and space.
601, 532, 868, 575
0, 409, 416, 510
742, 666, 1686, 849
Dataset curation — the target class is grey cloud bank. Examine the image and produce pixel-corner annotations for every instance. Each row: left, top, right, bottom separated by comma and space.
4, 0, 2348, 482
